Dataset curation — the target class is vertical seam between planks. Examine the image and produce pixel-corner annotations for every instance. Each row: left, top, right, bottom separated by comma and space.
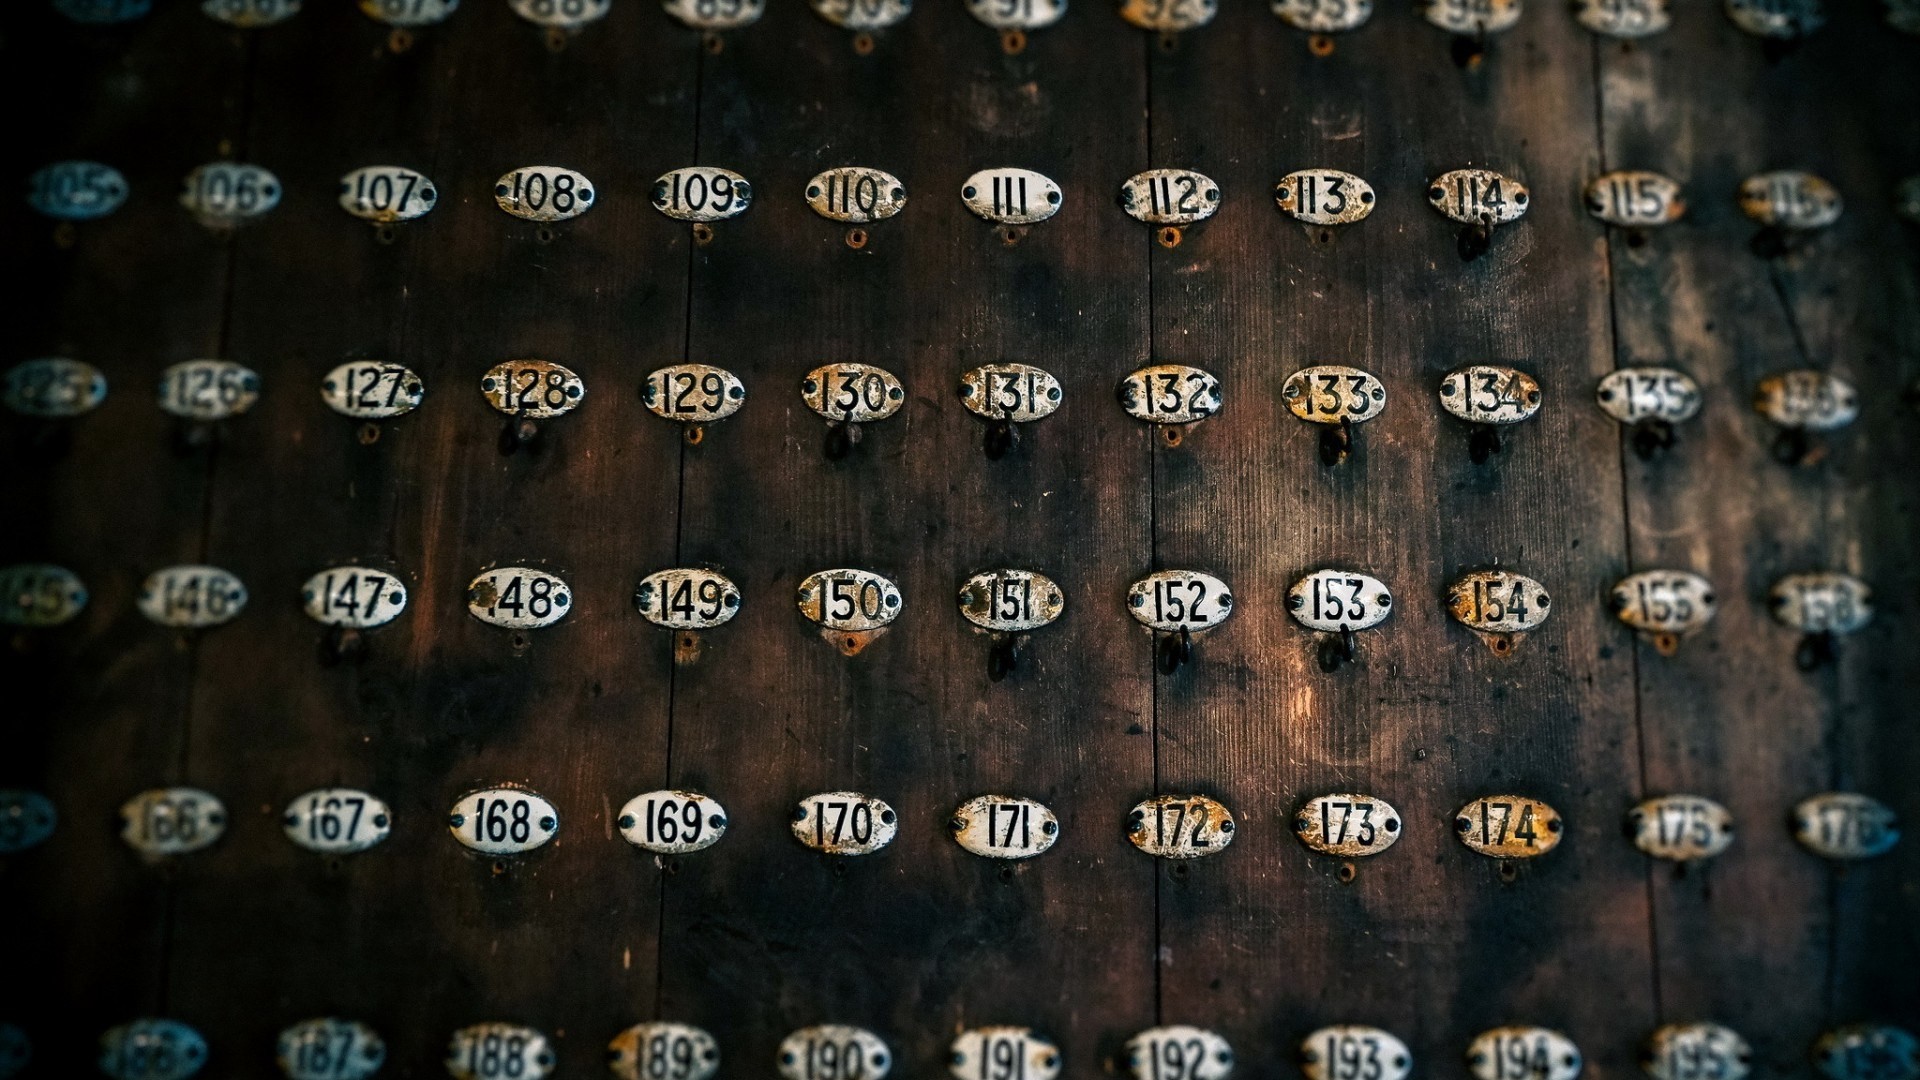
1143, 30, 1163, 1029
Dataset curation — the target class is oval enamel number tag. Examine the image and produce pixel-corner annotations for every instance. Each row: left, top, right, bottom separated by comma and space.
181, 163, 279, 224
450, 789, 559, 856
1429, 170, 1529, 225
447, 1024, 554, 1080
949, 795, 1059, 859
1284, 366, 1386, 425
1302, 1026, 1413, 1080
1424, 0, 1520, 33
1769, 572, 1871, 635
5, 358, 107, 418
360, 0, 459, 25
1275, 170, 1376, 226
100, 1020, 207, 1080
303, 566, 406, 629
1127, 1027, 1233, 1080
1455, 796, 1562, 858
802, 364, 905, 422
1119, 0, 1216, 30
55, 0, 153, 23
1725, 0, 1823, 38
962, 168, 1062, 225
322, 361, 424, 420
1128, 794, 1235, 859
0, 564, 88, 628
792, 792, 897, 855
338, 166, 437, 223
1272, 0, 1372, 31
508, 0, 609, 26
467, 567, 572, 629
1611, 570, 1716, 638
1739, 171, 1841, 229
644, 365, 746, 425
968, 0, 1064, 29
1294, 793, 1402, 857
1119, 365, 1222, 425
806, 167, 908, 224
810, 0, 911, 29
797, 569, 902, 632
960, 364, 1062, 423
664, 0, 763, 28
959, 569, 1064, 633
1129, 570, 1232, 632
610, 1024, 720, 1080
1596, 367, 1701, 424
1120, 170, 1221, 226
1448, 571, 1550, 634
284, 789, 392, 855
1815, 1026, 1918, 1080
1644, 1024, 1750, 1080
1629, 796, 1734, 861
652, 167, 751, 222
159, 359, 259, 421
0, 790, 57, 854
121, 788, 226, 857
139, 565, 247, 629
1794, 792, 1899, 860
1469, 1029, 1581, 1080
1753, 371, 1856, 431
1586, 171, 1685, 226
636, 568, 741, 630
1577, 0, 1669, 36
28, 161, 128, 220
495, 167, 595, 222
203, 0, 301, 26
1288, 570, 1392, 633
278, 1018, 386, 1080
952, 1029, 1060, 1080
1440, 366, 1540, 425
619, 790, 728, 854
779, 1027, 891, 1080
482, 360, 585, 418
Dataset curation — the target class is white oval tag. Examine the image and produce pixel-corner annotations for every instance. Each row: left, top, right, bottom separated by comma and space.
1467, 1029, 1582, 1080
449, 789, 559, 856
1454, 797, 1563, 858
1577, 0, 1667, 35
1610, 570, 1715, 637
1128, 570, 1232, 632
28, 161, 128, 220
962, 168, 1062, 224
1644, 1024, 1749, 1080
1739, 170, 1841, 229
653, 168, 752, 222
1586, 170, 1685, 226
0, 564, 87, 628
338, 166, 437, 223
446, 1024, 555, 1079
802, 364, 905, 423
1272, 0, 1371, 31
1126, 1027, 1234, 1080
958, 569, 1065, 633
1293, 793, 1402, 857
0, 790, 57, 854
359, 0, 460, 25
636, 568, 741, 630
810, 0, 911, 28
1725, 0, 1823, 38
951, 1029, 1061, 1080
1628, 796, 1734, 861
619, 791, 728, 854
99, 1020, 208, 1080
139, 565, 247, 629
778, 1027, 891, 1080
1120, 169, 1221, 226
507, 0, 609, 26
949, 795, 1059, 859
960, 364, 1062, 423
1815, 1026, 1917, 1080
278, 1018, 386, 1080
1119, 365, 1222, 425
283, 789, 393, 854
5, 357, 108, 418
1302, 1026, 1413, 1080
481, 360, 585, 418
664, 0, 764, 27
1794, 793, 1900, 860
159, 359, 260, 421
967, 0, 1064, 28
1128, 794, 1235, 859
1118, 0, 1216, 30
806, 167, 909, 223
494, 166, 596, 221
1287, 570, 1392, 633
1274, 170, 1376, 225
797, 569, 902, 632
1596, 367, 1700, 424
120, 788, 226, 856
1283, 366, 1386, 425
1429, 169, 1530, 225
1769, 572, 1872, 635
609, 1023, 720, 1080
203, 0, 301, 27
1439, 366, 1541, 425
467, 567, 572, 630
792, 792, 897, 855
302, 567, 407, 629
321, 362, 424, 420
1447, 571, 1550, 634
181, 162, 280, 224
644, 364, 746, 424
1424, 0, 1520, 33
1753, 370, 1857, 431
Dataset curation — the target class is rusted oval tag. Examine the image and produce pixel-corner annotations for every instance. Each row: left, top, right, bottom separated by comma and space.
0, 790, 57, 854
1738, 170, 1841, 229
635, 568, 741, 630
791, 792, 897, 855
1611, 570, 1716, 638
449, 788, 559, 856
805, 167, 908, 223
100, 1020, 208, 1080
1126, 1027, 1234, 1080
960, 364, 1062, 423
467, 567, 572, 629
1119, 364, 1222, 425
810, 0, 911, 28
0, 564, 88, 628
1302, 1026, 1413, 1080
139, 565, 247, 629
1753, 370, 1856, 431
967, 0, 1065, 28
1120, 169, 1221, 226
1425, 0, 1521, 33
653, 167, 752, 222
302, 567, 407, 629
958, 569, 1064, 633
664, 0, 763, 28
1429, 169, 1529, 225
322, 362, 424, 420
1455, 796, 1562, 858
1288, 570, 1392, 633
181, 162, 280, 225
797, 569, 902, 632
159, 359, 259, 420
1128, 794, 1236, 859
1283, 366, 1386, 424
1815, 1026, 1918, 1080
1274, 170, 1377, 225
778, 1027, 891, 1080
338, 166, 437, 223
447, 1024, 554, 1080
1448, 571, 1550, 634
619, 790, 728, 854
55, 0, 153, 22
359, 0, 459, 25
121, 788, 226, 856
1725, 0, 1823, 38
203, 0, 301, 26
508, 0, 608, 26
610, 1024, 720, 1080
949, 795, 1059, 859
1272, 0, 1371, 31
644, 364, 746, 424
5, 357, 107, 418
1469, 1029, 1581, 1080
278, 1018, 386, 1080
28, 161, 128, 220
802, 364, 905, 422
481, 359, 585, 418
1577, 0, 1669, 35
1769, 571, 1872, 635
1119, 0, 1217, 30
951, 1029, 1061, 1080
1439, 365, 1541, 425
1129, 570, 1232, 632
1596, 367, 1701, 424
1794, 792, 1900, 860
1293, 793, 1402, 857
1585, 170, 1685, 226
283, 788, 392, 855
495, 166, 595, 221
1644, 1024, 1749, 1080
1628, 796, 1734, 861
962, 168, 1062, 224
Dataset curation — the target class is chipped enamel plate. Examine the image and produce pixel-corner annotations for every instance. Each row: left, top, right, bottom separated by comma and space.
643, 364, 746, 424
1120, 169, 1221, 226
481, 359, 585, 418
5, 358, 106, 418
610, 1023, 720, 1080
791, 792, 897, 855
120, 788, 226, 857
278, 1018, 386, 1080
0, 1023, 27, 1078
797, 569, 902, 632
1274, 170, 1376, 225
1455, 796, 1562, 858
203, 0, 301, 26
283, 788, 393, 854
338, 166, 437, 223
1118, 0, 1216, 30
1769, 572, 1872, 635
1900, 175, 1920, 222
1119, 364, 1222, 424
359, 0, 459, 25
1126, 1027, 1234, 1080
0, 564, 88, 628
1644, 1024, 1750, 1080
508, 0, 608, 26
1129, 570, 1232, 632
810, 0, 911, 28
1794, 792, 1900, 860
652, 167, 751, 222
960, 364, 1062, 423
1448, 571, 1550, 634
0, 790, 57, 854
449, 788, 559, 856
1753, 371, 1856, 431
1815, 1026, 1918, 1080
958, 569, 1065, 633
1271, 0, 1371, 31
1424, 0, 1520, 33
28, 161, 128, 220
139, 565, 247, 629
1586, 170, 1685, 226
950, 1030, 1061, 1080
1129, 795, 1235, 858
1596, 367, 1701, 424
635, 568, 741, 630
962, 168, 1062, 224
802, 364, 905, 422
664, 0, 763, 28
1439, 366, 1541, 425
1739, 171, 1841, 229
1287, 570, 1392, 633
778, 1027, 891, 1080
1429, 169, 1529, 225
949, 795, 1059, 859
967, 0, 1065, 29
302, 566, 407, 629
321, 361, 424, 420
55, 0, 153, 22
1576, 0, 1668, 35
1628, 796, 1734, 862
494, 166, 595, 222
1469, 1030, 1581, 1080
100, 1020, 208, 1080
447, 1024, 554, 1080
619, 790, 728, 854
467, 567, 572, 629
1611, 571, 1716, 638
158, 359, 259, 421
1725, 0, 1822, 38
1283, 366, 1386, 424
1294, 793, 1402, 857
181, 162, 280, 224
805, 167, 908, 223
1302, 1026, 1413, 1080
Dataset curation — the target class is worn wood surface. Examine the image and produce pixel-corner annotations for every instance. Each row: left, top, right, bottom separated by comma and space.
4, 3, 1915, 1078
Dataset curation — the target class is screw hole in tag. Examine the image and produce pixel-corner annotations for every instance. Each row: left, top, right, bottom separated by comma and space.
1337, 861, 1357, 883
1161, 426, 1184, 448
1157, 225, 1183, 248
845, 227, 868, 250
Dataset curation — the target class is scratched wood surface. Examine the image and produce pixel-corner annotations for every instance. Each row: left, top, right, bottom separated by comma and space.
3, 3, 1916, 1079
